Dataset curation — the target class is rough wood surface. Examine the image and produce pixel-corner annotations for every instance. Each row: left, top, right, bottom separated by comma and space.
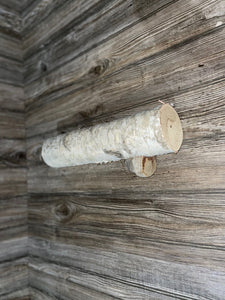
0, 6, 22, 37
0, 3, 28, 297
0, 288, 30, 300
0, 0, 31, 15
29, 256, 188, 300
0, 0, 225, 298
25, 26, 225, 138
24, 0, 225, 103
29, 239, 225, 300
23, 0, 225, 298
0, 258, 28, 297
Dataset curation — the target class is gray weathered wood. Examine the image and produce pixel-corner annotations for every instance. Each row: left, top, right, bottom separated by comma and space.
23, 0, 174, 61
29, 239, 225, 300
0, 2, 28, 297
0, 258, 28, 298
1, 0, 225, 298
29, 257, 181, 300
0, 288, 30, 300
25, 26, 225, 138
28, 192, 225, 249
24, 0, 225, 89
0, 0, 31, 15
0, 6, 22, 36
0, 33, 22, 61
23, 0, 225, 296
0, 83, 24, 111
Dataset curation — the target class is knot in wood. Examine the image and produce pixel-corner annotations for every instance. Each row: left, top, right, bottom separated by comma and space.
89, 59, 109, 76
54, 201, 75, 223
12, 151, 26, 161
5, 151, 26, 166
39, 61, 48, 73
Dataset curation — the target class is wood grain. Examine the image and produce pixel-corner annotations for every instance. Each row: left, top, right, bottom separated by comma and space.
25, 26, 225, 138
0, 83, 24, 111
23, 0, 174, 62
0, 288, 30, 300
0, 6, 22, 37
0, 2, 28, 296
28, 191, 225, 272
0, 33, 22, 61
0, 0, 224, 298
23, 0, 225, 296
0, 258, 28, 298
0, 0, 31, 15
24, 0, 225, 102
29, 257, 183, 300
29, 240, 225, 300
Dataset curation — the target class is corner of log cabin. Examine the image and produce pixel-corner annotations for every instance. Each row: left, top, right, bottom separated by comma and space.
0, 0, 225, 299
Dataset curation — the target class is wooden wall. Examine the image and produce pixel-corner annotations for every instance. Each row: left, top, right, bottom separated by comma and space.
25, 0, 225, 298
0, 2, 29, 299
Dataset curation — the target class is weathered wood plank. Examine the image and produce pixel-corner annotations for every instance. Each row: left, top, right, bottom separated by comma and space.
29, 191, 225, 269
0, 225, 27, 243
28, 191, 225, 223
30, 263, 119, 300
28, 191, 225, 273
28, 191, 225, 247
0, 139, 26, 168
0, 237, 27, 263
23, 0, 175, 62
0, 33, 22, 61
0, 258, 28, 297
24, 0, 225, 90
0, 168, 27, 197
0, 6, 22, 37
29, 287, 52, 300
0, 0, 31, 15
0, 196, 27, 232
22, 0, 100, 36
0, 111, 25, 139
0, 288, 30, 300
25, 27, 225, 138
0, 56, 23, 86
22, 0, 110, 57
5, 0, 223, 298
0, 83, 24, 111
30, 224, 225, 275
29, 239, 225, 300
29, 258, 180, 300
0, 3, 27, 296
27, 161, 225, 195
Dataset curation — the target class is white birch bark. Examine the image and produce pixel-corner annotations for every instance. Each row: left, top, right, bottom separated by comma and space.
42, 104, 183, 168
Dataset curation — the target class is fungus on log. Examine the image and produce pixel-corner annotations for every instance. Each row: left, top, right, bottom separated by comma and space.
42, 104, 183, 168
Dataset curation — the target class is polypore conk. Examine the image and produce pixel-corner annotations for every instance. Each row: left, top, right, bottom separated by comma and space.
42, 104, 183, 168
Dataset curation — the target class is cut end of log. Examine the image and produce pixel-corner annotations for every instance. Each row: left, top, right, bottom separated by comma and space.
126, 156, 157, 178
160, 104, 183, 153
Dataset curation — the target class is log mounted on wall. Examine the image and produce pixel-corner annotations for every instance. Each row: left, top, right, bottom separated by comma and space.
42, 104, 183, 177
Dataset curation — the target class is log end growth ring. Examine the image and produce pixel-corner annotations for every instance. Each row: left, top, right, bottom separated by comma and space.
160, 104, 183, 153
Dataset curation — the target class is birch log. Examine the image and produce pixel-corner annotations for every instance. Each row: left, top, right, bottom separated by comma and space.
42, 104, 183, 168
